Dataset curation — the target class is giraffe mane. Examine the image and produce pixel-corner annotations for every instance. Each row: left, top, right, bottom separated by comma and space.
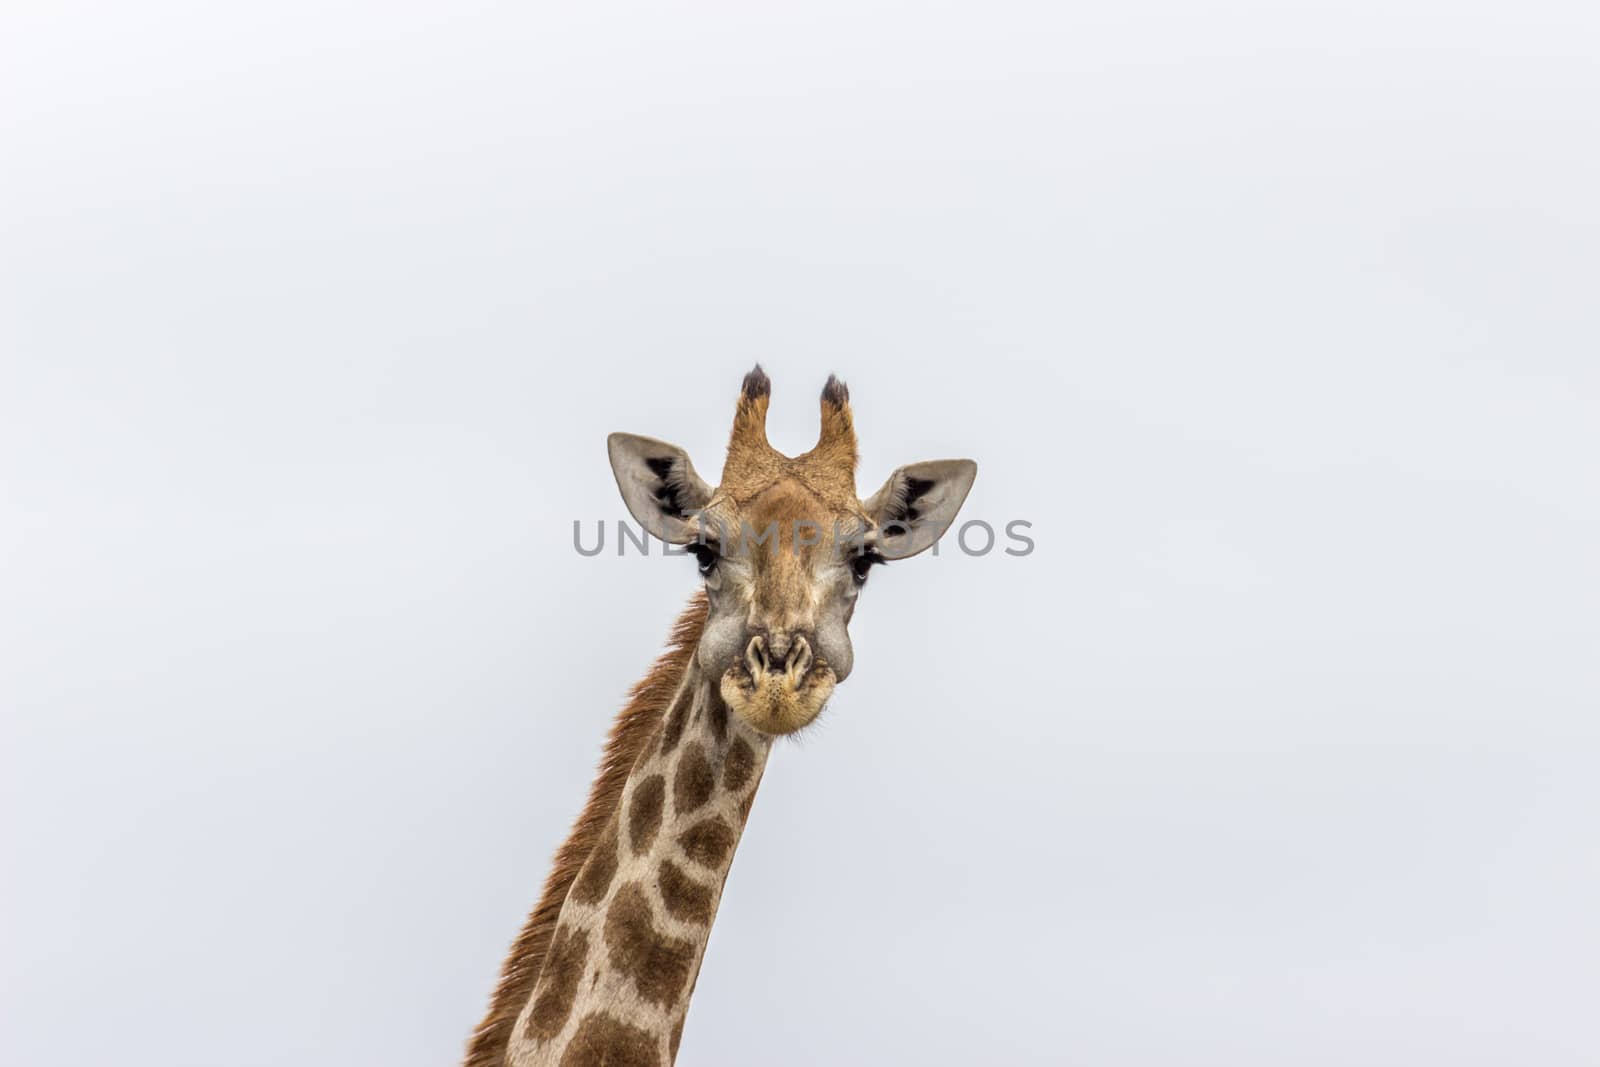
463, 591, 708, 1067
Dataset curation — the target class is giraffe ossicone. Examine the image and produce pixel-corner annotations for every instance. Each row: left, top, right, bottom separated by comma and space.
467, 368, 976, 1067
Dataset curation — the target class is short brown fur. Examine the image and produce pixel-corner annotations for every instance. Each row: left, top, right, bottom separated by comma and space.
568, 819, 620, 907
722, 737, 756, 794
656, 860, 715, 925
560, 1013, 660, 1067
627, 775, 666, 856
671, 743, 715, 815
676, 817, 736, 870
715, 371, 860, 509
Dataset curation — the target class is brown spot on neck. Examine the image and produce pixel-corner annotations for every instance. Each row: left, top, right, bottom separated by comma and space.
677, 817, 736, 869
559, 1012, 660, 1067
722, 737, 756, 794
627, 775, 665, 856
658, 690, 691, 756
705, 695, 729, 744
672, 742, 715, 814
602, 883, 696, 1007
568, 817, 620, 906
656, 860, 715, 926
523, 925, 588, 1042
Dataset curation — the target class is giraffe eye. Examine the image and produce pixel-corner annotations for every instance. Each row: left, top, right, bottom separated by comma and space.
690, 543, 719, 576
851, 550, 885, 585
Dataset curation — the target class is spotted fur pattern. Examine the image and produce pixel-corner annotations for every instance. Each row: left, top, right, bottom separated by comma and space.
503, 668, 772, 1066
462, 596, 709, 1067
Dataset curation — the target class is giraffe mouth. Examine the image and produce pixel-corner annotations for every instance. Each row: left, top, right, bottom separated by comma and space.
719, 649, 837, 735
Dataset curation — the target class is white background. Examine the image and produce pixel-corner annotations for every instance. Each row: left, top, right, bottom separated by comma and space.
3, 3, 1597, 1064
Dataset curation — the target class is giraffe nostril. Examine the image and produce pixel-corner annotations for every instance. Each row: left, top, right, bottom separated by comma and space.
748, 632, 814, 678
744, 635, 769, 678
785, 636, 814, 680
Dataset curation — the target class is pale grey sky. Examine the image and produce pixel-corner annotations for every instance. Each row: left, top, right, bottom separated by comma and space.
3, 3, 1598, 1065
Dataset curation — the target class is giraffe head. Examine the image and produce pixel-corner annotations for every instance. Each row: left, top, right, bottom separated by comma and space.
608, 366, 976, 735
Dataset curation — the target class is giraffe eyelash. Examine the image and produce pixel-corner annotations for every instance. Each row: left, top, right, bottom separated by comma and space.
852, 550, 886, 584
689, 542, 720, 575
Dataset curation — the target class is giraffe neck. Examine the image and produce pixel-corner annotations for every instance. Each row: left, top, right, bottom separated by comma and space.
507, 661, 773, 1066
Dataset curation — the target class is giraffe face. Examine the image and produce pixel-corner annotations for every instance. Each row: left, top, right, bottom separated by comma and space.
608, 368, 976, 736
693, 476, 865, 734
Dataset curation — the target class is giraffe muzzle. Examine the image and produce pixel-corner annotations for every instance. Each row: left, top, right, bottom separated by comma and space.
721, 634, 836, 735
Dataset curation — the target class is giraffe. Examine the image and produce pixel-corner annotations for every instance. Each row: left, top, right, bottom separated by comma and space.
465, 367, 977, 1067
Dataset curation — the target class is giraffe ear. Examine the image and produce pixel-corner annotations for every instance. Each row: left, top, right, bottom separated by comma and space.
608, 433, 715, 545
862, 459, 977, 560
